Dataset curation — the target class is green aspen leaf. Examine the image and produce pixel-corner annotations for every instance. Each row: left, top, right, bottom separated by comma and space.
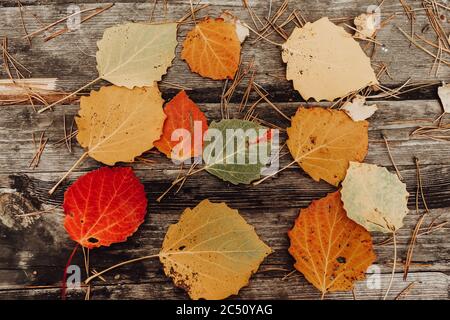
203, 119, 272, 185
341, 162, 410, 233
96, 22, 178, 88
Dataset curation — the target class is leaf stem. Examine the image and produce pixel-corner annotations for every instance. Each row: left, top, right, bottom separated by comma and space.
383, 231, 397, 300
38, 77, 101, 113
157, 166, 206, 202
253, 160, 297, 186
85, 254, 160, 284
243, 23, 284, 47
61, 244, 79, 300
49, 152, 88, 195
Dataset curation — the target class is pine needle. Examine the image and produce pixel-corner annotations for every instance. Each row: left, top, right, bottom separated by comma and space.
44, 4, 114, 42
397, 27, 450, 67
395, 282, 416, 300
382, 134, 403, 180
23, 5, 112, 40
29, 131, 48, 169
17, 0, 31, 46
403, 157, 430, 280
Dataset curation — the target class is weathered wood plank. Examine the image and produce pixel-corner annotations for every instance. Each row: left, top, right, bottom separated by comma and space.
0, 100, 449, 208
1, 161, 450, 209
0, 186, 449, 294
0, 0, 448, 99
0, 100, 448, 174
0, 271, 448, 300
1, 0, 449, 300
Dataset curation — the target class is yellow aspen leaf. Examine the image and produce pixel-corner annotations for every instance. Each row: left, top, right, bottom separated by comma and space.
76, 85, 166, 165
288, 191, 376, 296
181, 18, 241, 80
160, 199, 272, 300
287, 107, 369, 186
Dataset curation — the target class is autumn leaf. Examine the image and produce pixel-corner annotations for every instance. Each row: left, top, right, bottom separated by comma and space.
220, 12, 250, 43
76, 85, 166, 166
282, 17, 379, 101
354, 13, 379, 38
154, 90, 208, 161
287, 107, 368, 186
182, 17, 241, 80
160, 199, 271, 300
341, 162, 409, 233
288, 191, 376, 296
341, 95, 378, 121
38, 22, 178, 113
63, 167, 147, 249
203, 119, 272, 185
96, 22, 178, 88
438, 83, 450, 113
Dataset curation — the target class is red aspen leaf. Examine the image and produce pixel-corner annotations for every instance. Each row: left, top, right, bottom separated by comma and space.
181, 17, 241, 80
288, 191, 376, 296
154, 90, 208, 161
63, 167, 147, 249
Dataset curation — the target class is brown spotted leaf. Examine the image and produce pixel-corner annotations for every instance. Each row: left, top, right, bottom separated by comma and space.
159, 199, 272, 300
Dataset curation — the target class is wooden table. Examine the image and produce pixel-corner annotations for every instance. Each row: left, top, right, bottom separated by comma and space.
0, 0, 449, 300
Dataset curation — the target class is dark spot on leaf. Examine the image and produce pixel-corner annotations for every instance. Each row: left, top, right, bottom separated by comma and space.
88, 237, 99, 244
337, 256, 346, 264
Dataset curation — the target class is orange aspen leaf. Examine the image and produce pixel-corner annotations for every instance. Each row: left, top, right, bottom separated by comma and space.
154, 90, 208, 161
287, 107, 368, 186
288, 191, 376, 296
182, 17, 241, 80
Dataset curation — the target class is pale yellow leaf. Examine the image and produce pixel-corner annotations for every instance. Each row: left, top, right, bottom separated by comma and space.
354, 13, 379, 38
160, 199, 272, 300
341, 95, 378, 121
96, 22, 178, 88
438, 83, 450, 113
282, 17, 379, 101
76, 85, 166, 165
220, 12, 249, 43
341, 162, 410, 233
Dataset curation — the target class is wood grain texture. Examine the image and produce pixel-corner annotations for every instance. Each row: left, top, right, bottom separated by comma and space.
0, 101, 449, 299
0, 272, 448, 300
0, 0, 449, 300
0, 1, 448, 99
